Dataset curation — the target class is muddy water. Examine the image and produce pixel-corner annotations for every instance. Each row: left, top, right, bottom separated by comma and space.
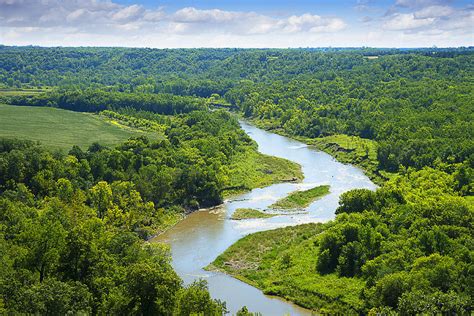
153, 121, 376, 315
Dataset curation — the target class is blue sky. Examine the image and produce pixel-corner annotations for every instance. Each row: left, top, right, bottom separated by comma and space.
1, 0, 472, 47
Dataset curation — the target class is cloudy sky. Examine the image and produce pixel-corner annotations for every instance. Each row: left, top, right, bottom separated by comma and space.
0, 0, 472, 48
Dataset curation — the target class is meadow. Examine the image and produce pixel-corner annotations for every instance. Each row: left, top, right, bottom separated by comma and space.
0, 104, 157, 151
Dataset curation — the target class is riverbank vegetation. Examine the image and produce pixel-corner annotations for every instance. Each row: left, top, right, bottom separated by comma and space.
212, 168, 473, 314
209, 223, 366, 313
224, 150, 302, 197
0, 46, 472, 314
230, 208, 276, 220
0, 105, 300, 313
270, 185, 330, 210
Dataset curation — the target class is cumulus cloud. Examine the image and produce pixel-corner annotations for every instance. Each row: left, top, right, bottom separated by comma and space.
0, 0, 163, 28
0, 1, 345, 36
0, 0, 471, 47
383, 13, 435, 30
279, 14, 346, 33
382, 2, 473, 35
169, 8, 345, 35
173, 7, 248, 23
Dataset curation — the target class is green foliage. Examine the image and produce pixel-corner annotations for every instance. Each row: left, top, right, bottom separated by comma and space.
336, 189, 377, 214
230, 208, 276, 220
236, 306, 262, 316
210, 223, 366, 313
213, 168, 473, 314
223, 149, 303, 197
175, 280, 227, 315
0, 106, 303, 314
1, 46, 473, 314
270, 185, 330, 210
3, 89, 206, 114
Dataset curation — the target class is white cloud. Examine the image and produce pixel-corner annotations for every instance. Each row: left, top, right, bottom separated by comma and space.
382, 3, 473, 36
111, 5, 144, 22
279, 14, 346, 33
384, 13, 435, 30
0, 0, 471, 48
168, 8, 345, 35
173, 7, 248, 23
414, 5, 455, 18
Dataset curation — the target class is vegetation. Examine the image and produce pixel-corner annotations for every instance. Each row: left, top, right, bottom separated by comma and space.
230, 208, 276, 220
270, 185, 330, 210
1, 89, 206, 114
0, 104, 158, 151
209, 223, 366, 313
0, 106, 301, 314
0, 46, 473, 314
212, 168, 473, 313
223, 150, 302, 196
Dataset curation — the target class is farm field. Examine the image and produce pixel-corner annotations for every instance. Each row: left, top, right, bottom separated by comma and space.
0, 103, 157, 151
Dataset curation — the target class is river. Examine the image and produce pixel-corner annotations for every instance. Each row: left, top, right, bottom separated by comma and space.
153, 121, 376, 315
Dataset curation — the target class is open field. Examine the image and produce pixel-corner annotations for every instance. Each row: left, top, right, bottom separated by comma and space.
270, 185, 330, 210
0, 88, 50, 96
0, 104, 157, 151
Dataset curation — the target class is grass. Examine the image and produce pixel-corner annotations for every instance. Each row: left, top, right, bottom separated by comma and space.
247, 118, 389, 185
270, 185, 330, 210
230, 208, 276, 220
0, 104, 158, 151
208, 223, 365, 314
222, 148, 303, 197
0, 88, 51, 96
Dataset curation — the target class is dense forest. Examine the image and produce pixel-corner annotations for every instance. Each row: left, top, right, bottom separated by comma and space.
0, 46, 473, 314
0, 109, 256, 313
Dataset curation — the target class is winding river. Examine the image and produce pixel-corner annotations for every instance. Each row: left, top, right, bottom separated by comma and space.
153, 121, 376, 315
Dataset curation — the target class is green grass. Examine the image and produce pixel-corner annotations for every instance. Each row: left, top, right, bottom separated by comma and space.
247, 118, 388, 185
0, 104, 158, 151
208, 223, 365, 314
0, 88, 50, 96
230, 208, 276, 220
270, 185, 330, 210
222, 148, 303, 197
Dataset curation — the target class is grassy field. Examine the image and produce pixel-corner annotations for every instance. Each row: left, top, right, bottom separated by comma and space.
208, 223, 365, 314
223, 148, 303, 197
270, 185, 330, 210
230, 208, 276, 220
0, 104, 158, 151
0, 88, 50, 96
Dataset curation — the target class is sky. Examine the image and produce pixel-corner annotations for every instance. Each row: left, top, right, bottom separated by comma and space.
0, 0, 472, 48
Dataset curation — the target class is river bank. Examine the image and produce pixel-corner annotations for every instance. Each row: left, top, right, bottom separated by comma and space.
152, 121, 376, 315
241, 116, 395, 186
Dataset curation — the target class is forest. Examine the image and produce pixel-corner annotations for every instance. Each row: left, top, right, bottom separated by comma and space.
0, 46, 472, 314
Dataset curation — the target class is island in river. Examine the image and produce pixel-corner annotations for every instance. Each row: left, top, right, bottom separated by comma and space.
153, 120, 376, 315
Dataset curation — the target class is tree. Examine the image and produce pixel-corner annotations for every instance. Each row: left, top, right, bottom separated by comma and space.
89, 181, 112, 219
336, 189, 376, 214
175, 279, 227, 315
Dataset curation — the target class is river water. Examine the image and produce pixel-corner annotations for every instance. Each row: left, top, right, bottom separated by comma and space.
153, 121, 376, 315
